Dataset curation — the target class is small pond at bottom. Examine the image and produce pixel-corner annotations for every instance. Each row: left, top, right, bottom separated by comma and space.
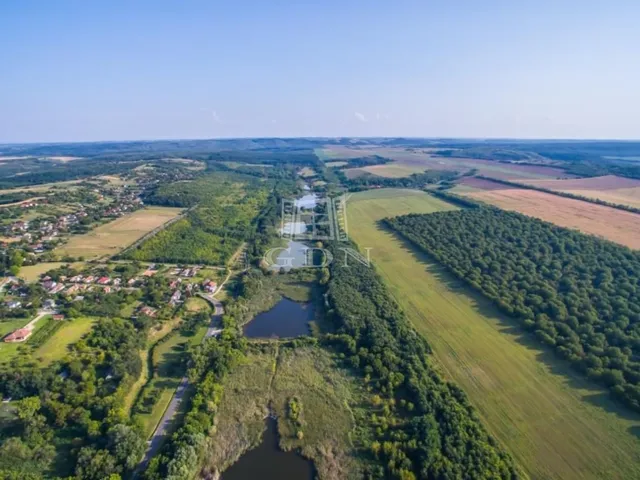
243, 298, 314, 338
221, 417, 314, 480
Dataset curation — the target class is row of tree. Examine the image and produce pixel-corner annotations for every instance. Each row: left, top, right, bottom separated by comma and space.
386, 209, 640, 411
323, 242, 518, 479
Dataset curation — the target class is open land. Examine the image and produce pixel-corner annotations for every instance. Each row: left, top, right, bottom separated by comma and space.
519, 175, 640, 209
18, 262, 85, 282
452, 179, 640, 249
33, 316, 95, 365
328, 146, 574, 180
200, 345, 364, 480
346, 188, 640, 480
55, 206, 183, 259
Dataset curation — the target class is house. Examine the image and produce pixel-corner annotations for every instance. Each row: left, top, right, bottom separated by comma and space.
70, 275, 83, 283
65, 284, 81, 296
143, 269, 156, 277
112, 278, 121, 286
203, 280, 217, 293
50, 284, 65, 294
139, 306, 157, 317
42, 279, 57, 290
96, 277, 111, 285
170, 290, 181, 305
6, 300, 21, 309
43, 299, 56, 310
103, 286, 111, 293
4, 328, 32, 343
53, 314, 65, 321
83, 276, 95, 284
127, 278, 138, 286
171, 268, 181, 275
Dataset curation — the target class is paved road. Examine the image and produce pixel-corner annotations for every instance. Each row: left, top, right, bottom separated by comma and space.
138, 296, 224, 470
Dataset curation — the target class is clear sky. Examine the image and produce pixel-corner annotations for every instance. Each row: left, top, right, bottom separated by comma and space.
1, 0, 639, 143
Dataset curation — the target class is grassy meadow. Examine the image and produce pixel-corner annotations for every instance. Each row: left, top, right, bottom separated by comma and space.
55, 206, 182, 260
346, 188, 640, 480
33, 316, 95, 365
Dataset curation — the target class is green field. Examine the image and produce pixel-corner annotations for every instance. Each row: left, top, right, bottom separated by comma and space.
346, 188, 640, 480
134, 324, 207, 438
33, 317, 95, 365
0, 315, 53, 363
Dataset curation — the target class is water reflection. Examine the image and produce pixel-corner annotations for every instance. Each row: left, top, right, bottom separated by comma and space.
221, 417, 313, 480
243, 298, 314, 338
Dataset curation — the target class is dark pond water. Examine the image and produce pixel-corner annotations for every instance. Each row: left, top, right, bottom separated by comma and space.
221, 417, 314, 480
243, 298, 314, 338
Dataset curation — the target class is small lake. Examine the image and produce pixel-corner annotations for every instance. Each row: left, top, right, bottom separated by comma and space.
243, 298, 314, 338
221, 417, 313, 480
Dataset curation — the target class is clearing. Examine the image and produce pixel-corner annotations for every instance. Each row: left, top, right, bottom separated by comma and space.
460, 185, 640, 249
55, 206, 182, 259
346, 188, 640, 480
33, 317, 95, 365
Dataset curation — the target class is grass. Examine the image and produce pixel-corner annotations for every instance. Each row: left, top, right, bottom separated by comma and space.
54, 206, 182, 260
134, 323, 208, 438
200, 344, 365, 480
184, 297, 211, 313
347, 188, 640, 480
33, 317, 94, 365
18, 262, 84, 282
0, 315, 53, 363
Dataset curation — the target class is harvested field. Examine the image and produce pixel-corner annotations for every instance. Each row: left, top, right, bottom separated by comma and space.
522, 175, 640, 209
345, 163, 426, 178
331, 146, 574, 180
298, 167, 316, 178
466, 188, 640, 249
55, 206, 182, 259
346, 188, 640, 479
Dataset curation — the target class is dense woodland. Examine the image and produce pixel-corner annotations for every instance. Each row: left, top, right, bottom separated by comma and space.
386, 209, 640, 411
323, 242, 518, 479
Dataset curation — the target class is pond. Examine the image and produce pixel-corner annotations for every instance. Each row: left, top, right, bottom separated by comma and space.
221, 417, 314, 480
243, 298, 314, 338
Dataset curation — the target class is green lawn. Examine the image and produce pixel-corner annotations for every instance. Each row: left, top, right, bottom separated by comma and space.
33, 317, 95, 365
347, 188, 640, 480
0, 315, 53, 363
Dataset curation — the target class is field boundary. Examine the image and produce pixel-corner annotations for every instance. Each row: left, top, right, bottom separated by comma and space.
476, 175, 640, 214
116, 206, 189, 258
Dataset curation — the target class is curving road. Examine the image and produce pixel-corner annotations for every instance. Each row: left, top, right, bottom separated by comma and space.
137, 295, 224, 471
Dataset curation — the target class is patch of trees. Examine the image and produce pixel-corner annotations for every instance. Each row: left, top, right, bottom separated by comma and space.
0, 317, 147, 478
323, 242, 517, 479
342, 170, 459, 191
386, 209, 640, 412
475, 175, 640, 214
0, 191, 36, 205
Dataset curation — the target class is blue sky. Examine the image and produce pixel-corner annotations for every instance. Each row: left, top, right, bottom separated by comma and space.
1, 1, 639, 142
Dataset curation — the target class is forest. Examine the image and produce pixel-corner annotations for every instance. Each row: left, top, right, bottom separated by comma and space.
323, 242, 518, 479
385, 209, 640, 411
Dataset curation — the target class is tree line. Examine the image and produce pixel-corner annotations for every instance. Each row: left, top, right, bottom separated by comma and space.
323, 242, 518, 479
386, 209, 640, 412
474, 175, 640, 215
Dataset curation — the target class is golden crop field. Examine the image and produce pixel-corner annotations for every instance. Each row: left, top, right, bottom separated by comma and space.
346, 188, 640, 480
55, 206, 183, 259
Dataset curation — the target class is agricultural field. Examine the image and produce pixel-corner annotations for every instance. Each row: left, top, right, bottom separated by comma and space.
330, 146, 574, 180
200, 344, 365, 479
54, 206, 183, 259
520, 174, 640, 209
345, 163, 426, 178
33, 316, 95, 365
324, 161, 348, 168
452, 178, 640, 249
346, 188, 640, 480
